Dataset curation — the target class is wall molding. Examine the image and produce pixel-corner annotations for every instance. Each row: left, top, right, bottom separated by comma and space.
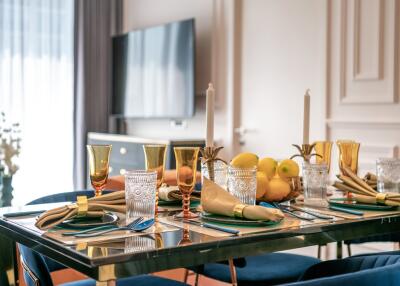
326, 119, 400, 129
338, 0, 399, 104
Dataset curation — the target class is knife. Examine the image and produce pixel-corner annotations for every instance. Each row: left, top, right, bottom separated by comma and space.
184, 220, 240, 235
3, 210, 45, 218
329, 206, 363, 216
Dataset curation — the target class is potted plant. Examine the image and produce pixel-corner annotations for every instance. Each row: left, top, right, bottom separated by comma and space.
0, 112, 21, 207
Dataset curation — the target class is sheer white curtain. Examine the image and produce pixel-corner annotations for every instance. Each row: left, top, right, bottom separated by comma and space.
0, 0, 74, 205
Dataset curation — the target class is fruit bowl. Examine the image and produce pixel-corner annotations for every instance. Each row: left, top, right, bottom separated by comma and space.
257, 176, 303, 203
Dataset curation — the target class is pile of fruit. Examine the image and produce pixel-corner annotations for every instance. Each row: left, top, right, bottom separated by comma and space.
230, 153, 300, 202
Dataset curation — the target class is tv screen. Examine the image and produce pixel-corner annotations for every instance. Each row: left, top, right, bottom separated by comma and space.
112, 18, 195, 118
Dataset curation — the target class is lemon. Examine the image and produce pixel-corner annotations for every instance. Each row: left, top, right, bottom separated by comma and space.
263, 177, 291, 202
256, 171, 269, 199
277, 159, 300, 179
258, 157, 278, 179
230, 152, 259, 168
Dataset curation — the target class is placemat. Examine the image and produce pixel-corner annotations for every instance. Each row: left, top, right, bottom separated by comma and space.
158, 215, 338, 238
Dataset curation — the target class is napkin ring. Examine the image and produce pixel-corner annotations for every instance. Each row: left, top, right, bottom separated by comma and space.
77, 196, 88, 217
233, 204, 246, 218
376, 193, 387, 204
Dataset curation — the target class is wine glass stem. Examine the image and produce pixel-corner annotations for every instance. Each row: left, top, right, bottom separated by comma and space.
182, 193, 190, 219
95, 188, 102, 197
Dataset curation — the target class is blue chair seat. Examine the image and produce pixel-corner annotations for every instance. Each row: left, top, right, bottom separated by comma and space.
193, 253, 320, 285
61, 275, 187, 286
282, 254, 400, 286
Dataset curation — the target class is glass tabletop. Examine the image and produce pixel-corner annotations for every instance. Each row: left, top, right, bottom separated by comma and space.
1, 202, 400, 281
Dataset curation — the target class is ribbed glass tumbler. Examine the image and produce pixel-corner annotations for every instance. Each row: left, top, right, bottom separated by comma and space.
125, 170, 157, 224
227, 166, 257, 205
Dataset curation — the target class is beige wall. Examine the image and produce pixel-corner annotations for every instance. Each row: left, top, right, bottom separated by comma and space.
239, 0, 326, 159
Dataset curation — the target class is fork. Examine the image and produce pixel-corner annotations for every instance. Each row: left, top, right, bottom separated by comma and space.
62, 217, 143, 237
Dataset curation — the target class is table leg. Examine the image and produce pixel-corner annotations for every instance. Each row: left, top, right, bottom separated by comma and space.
96, 280, 116, 286
336, 241, 343, 259
228, 259, 238, 286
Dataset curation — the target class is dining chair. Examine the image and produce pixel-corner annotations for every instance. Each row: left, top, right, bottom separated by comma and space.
282, 254, 400, 286
344, 234, 400, 256
19, 190, 188, 286
186, 252, 321, 286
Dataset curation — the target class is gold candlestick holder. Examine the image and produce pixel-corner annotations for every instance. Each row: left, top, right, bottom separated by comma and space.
200, 146, 227, 182
290, 143, 321, 163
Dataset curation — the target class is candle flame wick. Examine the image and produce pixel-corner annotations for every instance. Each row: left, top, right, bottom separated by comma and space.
208, 83, 214, 90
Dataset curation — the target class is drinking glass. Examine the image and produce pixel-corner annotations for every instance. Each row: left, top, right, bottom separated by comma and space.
125, 170, 157, 224
337, 140, 360, 175
227, 166, 257, 205
314, 141, 333, 173
87, 144, 112, 196
143, 144, 167, 214
201, 160, 227, 189
377, 158, 400, 193
174, 147, 200, 219
124, 235, 156, 254
302, 163, 328, 207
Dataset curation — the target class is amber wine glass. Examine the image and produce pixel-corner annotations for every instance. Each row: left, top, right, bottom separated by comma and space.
314, 141, 333, 173
87, 144, 112, 196
143, 144, 167, 214
174, 147, 200, 219
337, 140, 360, 175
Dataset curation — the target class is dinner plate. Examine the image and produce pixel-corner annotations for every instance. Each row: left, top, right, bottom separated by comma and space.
60, 213, 119, 228
200, 212, 280, 227
328, 198, 398, 211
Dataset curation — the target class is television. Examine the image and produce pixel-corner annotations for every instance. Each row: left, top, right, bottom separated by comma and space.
112, 18, 195, 118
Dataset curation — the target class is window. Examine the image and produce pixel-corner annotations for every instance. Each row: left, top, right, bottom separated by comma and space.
0, 0, 75, 205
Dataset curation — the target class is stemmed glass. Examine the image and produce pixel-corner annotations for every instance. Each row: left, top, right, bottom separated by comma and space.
174, 147, 200, 219
337, 140, 360, 175
314, 141, 333, 173
87, 144, 112, 196
143, 144, 167, 214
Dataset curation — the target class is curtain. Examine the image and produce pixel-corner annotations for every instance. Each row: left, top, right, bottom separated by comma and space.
73, 0, 123, 189
0, 0, 75, 205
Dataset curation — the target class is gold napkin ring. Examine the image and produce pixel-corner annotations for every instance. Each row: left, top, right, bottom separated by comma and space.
77, 196, 88, 216
233, 204, 246, 218
376, 193, 387, 204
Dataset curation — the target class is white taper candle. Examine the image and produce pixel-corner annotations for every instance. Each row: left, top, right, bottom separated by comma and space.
303, 89, 311, 145
206, 83, 215, 147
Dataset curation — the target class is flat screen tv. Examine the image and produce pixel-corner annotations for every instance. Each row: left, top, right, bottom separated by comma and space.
112, 18, 195, 118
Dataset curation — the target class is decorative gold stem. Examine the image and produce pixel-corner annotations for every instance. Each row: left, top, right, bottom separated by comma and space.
182, 193, 190, 219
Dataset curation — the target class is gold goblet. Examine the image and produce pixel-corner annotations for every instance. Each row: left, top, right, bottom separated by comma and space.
174, 147, 200, 219
143, 144, 167, 214
87, 144, 112, 196
337, 140, 360, 175
314, 141, 333, 173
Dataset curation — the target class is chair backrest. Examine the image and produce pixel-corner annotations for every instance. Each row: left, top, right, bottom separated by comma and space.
20, 190, 112, 285
287, 255, 400, 286
18, 244, 54, 286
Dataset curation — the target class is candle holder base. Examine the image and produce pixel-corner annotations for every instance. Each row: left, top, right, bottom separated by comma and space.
290, 143, 321, 163
200, 146, 227, 182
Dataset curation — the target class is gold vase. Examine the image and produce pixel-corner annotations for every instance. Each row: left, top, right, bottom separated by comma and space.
337, 140, 360, 175
314, 141, 333, 173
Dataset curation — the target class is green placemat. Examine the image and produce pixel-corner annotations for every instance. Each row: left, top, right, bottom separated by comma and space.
328, 198, 398, 211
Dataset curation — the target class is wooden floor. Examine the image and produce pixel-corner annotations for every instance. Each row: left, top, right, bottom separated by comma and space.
17, 243, 397, 286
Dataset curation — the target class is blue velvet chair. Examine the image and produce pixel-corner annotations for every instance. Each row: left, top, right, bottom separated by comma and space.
188, 253, 320, 286
344, 233, 400, 256
282, 254, 400, 286
19, 190, 188, 286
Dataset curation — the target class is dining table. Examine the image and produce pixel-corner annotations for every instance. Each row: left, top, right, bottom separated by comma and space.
1, 201, 400, 286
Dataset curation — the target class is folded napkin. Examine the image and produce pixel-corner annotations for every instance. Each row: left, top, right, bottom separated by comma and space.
201, 178, 284, 222
35, 191, 126, 230
333, 166, 400, 206
158, 184, 201, 202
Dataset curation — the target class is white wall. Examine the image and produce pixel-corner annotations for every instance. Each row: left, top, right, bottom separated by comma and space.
239, 0, 327, 159
122, 0, 213, 140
